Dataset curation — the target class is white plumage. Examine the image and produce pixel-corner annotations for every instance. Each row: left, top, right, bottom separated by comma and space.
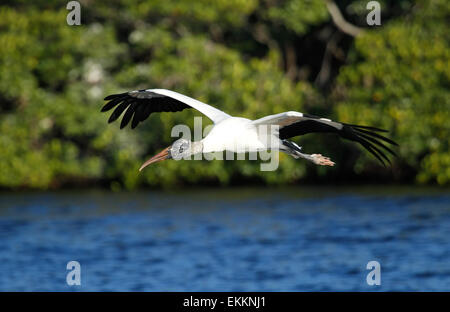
147, 89, 231, 124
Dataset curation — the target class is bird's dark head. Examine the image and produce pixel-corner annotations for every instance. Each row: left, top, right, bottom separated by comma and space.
139, 138, 197, 171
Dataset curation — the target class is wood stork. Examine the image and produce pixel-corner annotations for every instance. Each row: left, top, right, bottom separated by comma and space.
102, 89, 397, 171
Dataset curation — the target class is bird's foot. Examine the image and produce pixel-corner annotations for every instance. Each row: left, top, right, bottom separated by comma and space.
311, 154, 335, 166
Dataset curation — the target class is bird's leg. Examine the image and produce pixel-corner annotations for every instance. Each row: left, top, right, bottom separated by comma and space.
294, 151, 335, 166
281, 140, 335, 166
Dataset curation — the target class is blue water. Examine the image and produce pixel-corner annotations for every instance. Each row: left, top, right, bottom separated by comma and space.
0, 187, 449, 291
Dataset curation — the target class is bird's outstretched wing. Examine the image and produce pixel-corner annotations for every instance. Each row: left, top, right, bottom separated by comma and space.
102, 89, 231, 129
252, 111, 398, 166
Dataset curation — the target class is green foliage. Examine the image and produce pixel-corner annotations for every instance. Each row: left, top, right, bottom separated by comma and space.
0, 0, 447, 189
267, 0, 329, 34
334, 0, 449, 184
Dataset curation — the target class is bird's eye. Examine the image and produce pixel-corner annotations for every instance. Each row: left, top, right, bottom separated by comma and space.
179, 147, 184, 153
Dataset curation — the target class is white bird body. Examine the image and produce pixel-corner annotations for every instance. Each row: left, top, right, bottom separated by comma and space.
102, 88, 397, 170
202, 117, 276, 153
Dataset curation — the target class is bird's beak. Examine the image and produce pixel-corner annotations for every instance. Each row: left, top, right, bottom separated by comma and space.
139, 146, 172, 171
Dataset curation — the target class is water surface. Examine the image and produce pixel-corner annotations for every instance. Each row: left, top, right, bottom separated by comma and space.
0, 187, 449, 291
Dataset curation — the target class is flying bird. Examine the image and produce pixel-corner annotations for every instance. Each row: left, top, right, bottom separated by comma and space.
102, 89, 397, 171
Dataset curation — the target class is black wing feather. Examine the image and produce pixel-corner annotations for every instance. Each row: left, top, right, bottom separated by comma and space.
354, 131, 397, 157
101, 95, 128, 112
343, 123, 389, 133
131, 104, 146, 129
352, 127, 398, 146
279, 117, 398, 166
104, 92, 127, 101
279, 119, 336, 137
108, 100, 130, 123
102, 90, 191, 129
365, 143, 386, 167
120, 103, 136, 129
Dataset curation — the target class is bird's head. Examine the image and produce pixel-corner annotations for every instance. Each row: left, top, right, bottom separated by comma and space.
139, 138, 201, 171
